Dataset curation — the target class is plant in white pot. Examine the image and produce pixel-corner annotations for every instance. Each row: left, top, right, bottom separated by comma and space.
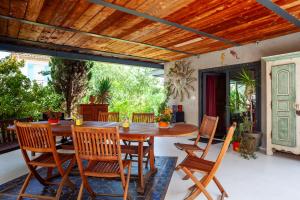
238, 69, 261, 149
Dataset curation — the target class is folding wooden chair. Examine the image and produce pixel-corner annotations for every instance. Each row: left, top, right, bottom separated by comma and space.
132, 113, 155, 123
177, 122, 237, 200
15, 122, 76, 200
72, 126, 131, 200
122, 113, 154, 167
174, 115, 218, 175
98, 112, 120, 122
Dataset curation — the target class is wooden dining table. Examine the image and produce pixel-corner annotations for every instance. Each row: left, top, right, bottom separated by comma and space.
7, 120, 198, 193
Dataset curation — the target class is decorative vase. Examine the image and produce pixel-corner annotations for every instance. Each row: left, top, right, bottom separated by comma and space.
232, 141, 240, 152
75, 115, 83, 125
122, 119, 130, 128
48, 118, 59, 124
159, 121, 169, 128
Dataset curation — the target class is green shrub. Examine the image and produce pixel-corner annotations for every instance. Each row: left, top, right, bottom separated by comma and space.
85, 62, 165, 120
0, 56, 63, 120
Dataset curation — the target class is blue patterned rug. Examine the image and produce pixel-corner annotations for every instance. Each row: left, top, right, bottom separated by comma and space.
0, 156, 177, 200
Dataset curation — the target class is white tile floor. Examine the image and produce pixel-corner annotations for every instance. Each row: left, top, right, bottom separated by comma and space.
1, 136, 300, 200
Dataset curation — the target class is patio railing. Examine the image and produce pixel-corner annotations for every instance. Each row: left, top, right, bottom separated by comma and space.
0, 117, 32, 154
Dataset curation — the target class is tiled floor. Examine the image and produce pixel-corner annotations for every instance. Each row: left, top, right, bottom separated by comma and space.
1, 136, 300, 200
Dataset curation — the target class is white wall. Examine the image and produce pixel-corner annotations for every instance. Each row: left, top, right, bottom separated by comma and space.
164, 32, 300, 126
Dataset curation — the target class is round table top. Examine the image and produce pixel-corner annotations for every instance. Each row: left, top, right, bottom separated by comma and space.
8, 120, 198, 139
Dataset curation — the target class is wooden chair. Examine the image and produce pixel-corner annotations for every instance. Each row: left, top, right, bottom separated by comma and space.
177, 122, 237, 200
72, 126, 131, 200
98, 112, 120, 122
174, 115, 219, 170
122, 113, 154, 167
15, 122, 76, 200
132, 113, 155, 123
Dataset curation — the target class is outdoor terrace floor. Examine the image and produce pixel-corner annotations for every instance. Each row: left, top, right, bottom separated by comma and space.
1, 136, 300, 200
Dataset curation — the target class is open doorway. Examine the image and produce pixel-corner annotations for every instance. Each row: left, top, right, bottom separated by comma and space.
199, 62, 261, 140
203, 73, 228, 138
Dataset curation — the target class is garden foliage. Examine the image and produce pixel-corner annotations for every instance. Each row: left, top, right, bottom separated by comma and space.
0, 56, 63, 120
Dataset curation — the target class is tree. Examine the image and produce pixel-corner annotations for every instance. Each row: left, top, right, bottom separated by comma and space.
0, 56, 64, 120
30, 83, 64, 113
44, 57, 93, 116
0, 56, 31, 119
85, 62, 165, 119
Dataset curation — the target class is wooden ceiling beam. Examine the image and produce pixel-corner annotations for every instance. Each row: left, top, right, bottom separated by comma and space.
0, 36, 165, 68
89, 0, 240, 46
0, 15, 193, 56
256, 0, 300, 28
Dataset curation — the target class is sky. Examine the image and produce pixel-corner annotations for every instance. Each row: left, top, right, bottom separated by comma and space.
0, 51, 11, 59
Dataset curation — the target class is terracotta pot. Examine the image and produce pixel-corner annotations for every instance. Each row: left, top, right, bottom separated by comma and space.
159, 121, 169, 128
48, 118, 59, 124
232, 141, 240, 152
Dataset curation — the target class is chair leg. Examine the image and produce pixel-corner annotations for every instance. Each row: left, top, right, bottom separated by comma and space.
188, 175, 208, 191
125, 153, 129, 160
82, 176, 96, 198
28, 166, 50, 186
124, 163, 132, 200
181, 167, 213, 200
77, 183, 84, 200
17, 172, 33, 200
145, 153, 150, 169
213, 177, 228, 198
47, 167, 53, 179
183, 170, 195, 180
123, 140, 129, 160
55, 158, 76, 199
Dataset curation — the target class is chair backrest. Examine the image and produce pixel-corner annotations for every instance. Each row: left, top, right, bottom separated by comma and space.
98, 112, 119, 122
203, 122, 236, 186
72, 126, 122, 162
195, 115, 219, 158
15, 122, 56, 153
132, 113, 154, 123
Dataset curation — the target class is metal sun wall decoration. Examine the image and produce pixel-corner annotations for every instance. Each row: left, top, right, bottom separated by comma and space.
166, 61, 196, 102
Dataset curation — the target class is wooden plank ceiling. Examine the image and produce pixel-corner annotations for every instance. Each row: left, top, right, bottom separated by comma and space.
0, 0, 299, 65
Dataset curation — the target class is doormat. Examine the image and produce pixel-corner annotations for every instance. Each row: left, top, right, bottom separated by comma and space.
189, 137, 224, 144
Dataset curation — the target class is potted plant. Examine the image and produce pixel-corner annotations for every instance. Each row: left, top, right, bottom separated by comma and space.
238, 69, 261, 149
156, 108, 172, 128
232, 128, 241, 152
45, 110, 62, 124
94, 78, 112, 104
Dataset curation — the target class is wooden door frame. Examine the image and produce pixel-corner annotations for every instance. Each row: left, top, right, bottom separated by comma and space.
198, 61, 261, 131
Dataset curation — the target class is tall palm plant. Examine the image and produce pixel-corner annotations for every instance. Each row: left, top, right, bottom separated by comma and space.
238, 69, 256, 133
94, 78, 112, 104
